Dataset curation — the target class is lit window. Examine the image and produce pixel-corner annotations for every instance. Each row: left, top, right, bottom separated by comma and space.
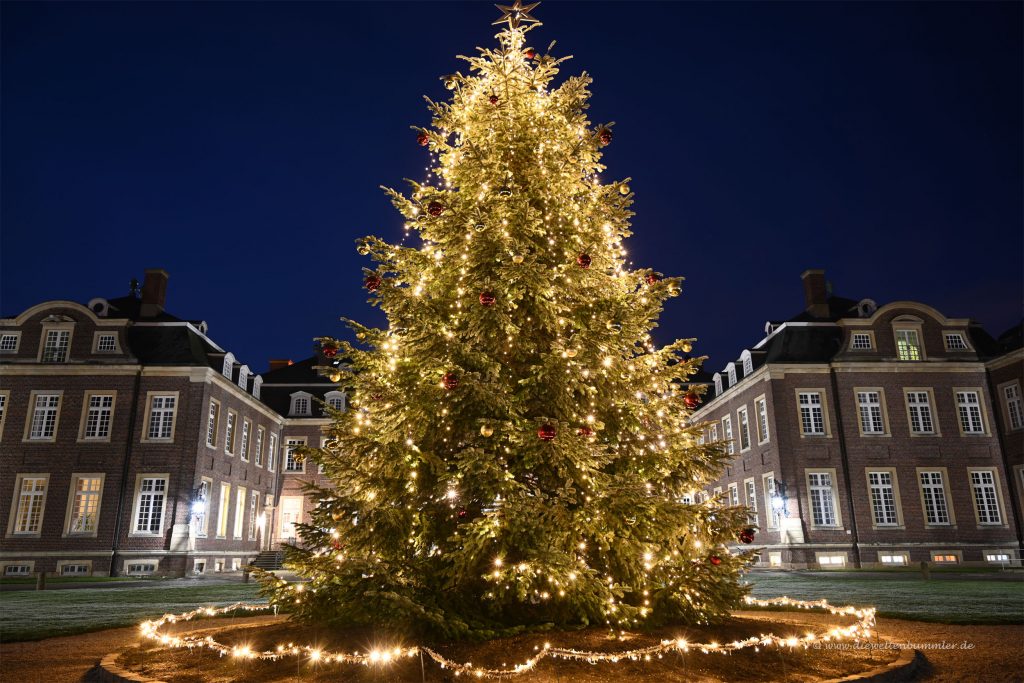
285, 439, 305, 472
41, 329, 70, 362
985, 553, 1010, 563
956, 391, 985, 434
818, 554, 846, 567
879, 554, 907, 566
83, 394, 114, 439
13, 476, 47, 534
194, 480, 210, 537
69, 476, 102, 534
248, 491, 260, 541
133, 477, 166, 534
895, 329, 922, 361
217, 483, 231, 538
798, 392, 825, 435
233, 487, 246, 539
932, 553, 958, 564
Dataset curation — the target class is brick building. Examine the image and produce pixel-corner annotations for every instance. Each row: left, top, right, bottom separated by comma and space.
690, 270, 1022, 569
0, 270, 297, 577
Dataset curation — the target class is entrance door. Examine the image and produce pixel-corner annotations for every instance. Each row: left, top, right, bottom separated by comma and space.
278, 496, 303, 546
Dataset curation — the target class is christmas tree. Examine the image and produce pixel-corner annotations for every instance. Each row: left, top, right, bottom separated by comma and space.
261, 2, 752, 640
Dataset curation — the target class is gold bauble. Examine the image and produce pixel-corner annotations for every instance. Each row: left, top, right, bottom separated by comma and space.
681, 342, 692, 353
329, 371, 342, 382
444, 76, 457, 90
619, 183, 630, 195
512, 254, 525, 264
331, 510, 343, 522
480, 425, 494, 437
565, 348, 578, 358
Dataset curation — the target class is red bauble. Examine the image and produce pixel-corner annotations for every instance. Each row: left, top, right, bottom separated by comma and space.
364, 274, 382, 292
537, 424, 557, 441
576, 425, 594, 438
598, 128, 613, 146
321, 343, 339, 358
683, 392, 700, 409
645, 273, 660, 286
709, 555, 723, 566
576, 253, 592, 269
489, 94, 499, 105
442, 372, 459, 390
479, 291, 496, 307
739, 528, 756, 544
427, 201, 445, 217
331, 539, 342, 550
457, 507, 468, 519
524, 48, 536, 59
416, 131, 429, 146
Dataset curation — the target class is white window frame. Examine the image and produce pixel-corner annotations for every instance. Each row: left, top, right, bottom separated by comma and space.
222, 352, 235, 379
130, 474, 169, 536
1001, 382, 1024, 431
917, 468, 955, 527
796, 389, 829, 437
239, 419, 250, 462
267, 433, 278, 472
942, 332, 970, 351
737, 406, 751, 452
721, 415, 734, 455
762, 472, 778, 530
284, 437, 306, 473
237, 365, 249, 391
194, 477, 212, 538
815, 552, 847, 568
57, 560, 93, 576
289, 392, 313, 417
954, 388, 988, 435
254, 426, 265, 467
252, 376, 262, 400
878, 552, 909, 566
63, 473, 105, 537
248, 490, 260, 541
894, 325, 924, 361
904, 388, 939, 436
6, 473, 50, 538
224, 410, 237, 455
740, 350, 753, 378
744, 478, 757, 526
79, 391, 116, 442
849, 331, 874, 351
92, 331, 120, 354
0, 332, 22, 353
324, 390, 347, 412
124, 560, 160, 576
713, 373, 723, 396
206, 399, 220, 448
728, 482, 740, 507
141, 392, 179, 443
866, 468, 903, 528
0, 390, 8, 441
805, 468, 842, 529
39, 325, 73, 362
24, 391, 62, 442
726, 363, 737, 388
2, 562, 35, 576
968, 468, 1004, 526
855, 388, 889, 436
755, 395, 769, 444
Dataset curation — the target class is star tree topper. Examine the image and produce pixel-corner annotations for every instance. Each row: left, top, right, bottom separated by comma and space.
493, 0, 540, 28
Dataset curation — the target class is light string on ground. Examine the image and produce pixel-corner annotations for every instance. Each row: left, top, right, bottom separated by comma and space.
138, 595, 876, 679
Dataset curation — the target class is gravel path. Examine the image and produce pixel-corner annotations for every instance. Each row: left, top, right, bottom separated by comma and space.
1, 613, 1020, 682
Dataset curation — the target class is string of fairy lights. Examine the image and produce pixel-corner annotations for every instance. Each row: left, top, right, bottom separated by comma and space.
138, 595, 876, 679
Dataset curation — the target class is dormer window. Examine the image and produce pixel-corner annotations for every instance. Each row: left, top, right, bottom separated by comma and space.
40, 327, 72, 362
943, 332, 969, 351
895, 329, 922, 361
324, 391, 347, 412
850, 332, 873, 351
0, 332, 21, 353
93, 332, 120, 353
237, 365, 249, 391
252, 376, 262, 400
289, 392, 312, 417
740, 351, 753, 378
713, 373, 723, 396
222, 353, 235, 379
726, 363, 737, 388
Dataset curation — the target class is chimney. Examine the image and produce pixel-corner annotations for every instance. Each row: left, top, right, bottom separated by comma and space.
801, 269, 830, 319
268, 359, 293, 372
139, 269, 169, 318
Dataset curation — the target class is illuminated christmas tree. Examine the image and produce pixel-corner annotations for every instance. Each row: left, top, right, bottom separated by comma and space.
261, 2, 753, 639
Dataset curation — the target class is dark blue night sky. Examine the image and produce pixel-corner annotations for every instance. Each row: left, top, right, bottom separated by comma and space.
3, 1, 1021, 373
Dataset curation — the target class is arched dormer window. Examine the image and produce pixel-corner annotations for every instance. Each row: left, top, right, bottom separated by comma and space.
222, 352, 236, 379
892, 315, 925, 362
726, 362, 737, 388
251, 375, 262, 400
237, 365, 250, 391
289, 391, 312, 417
713, 373, 723, 396
324, 390, 347, 413
740, 350, 753, 378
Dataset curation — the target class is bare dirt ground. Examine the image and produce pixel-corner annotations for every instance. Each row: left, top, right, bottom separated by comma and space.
0, 612, 1020, 682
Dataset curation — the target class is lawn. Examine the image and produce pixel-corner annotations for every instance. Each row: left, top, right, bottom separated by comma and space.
744, 571, 1024, 624
0, 581, 264, 642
